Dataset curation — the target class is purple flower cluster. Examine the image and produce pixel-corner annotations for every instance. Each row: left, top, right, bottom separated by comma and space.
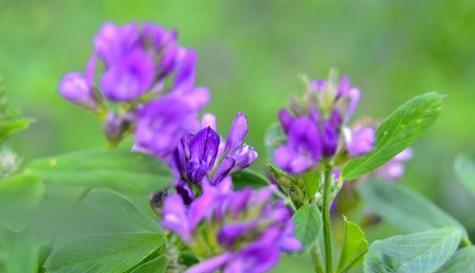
58, 22, 209, 157
275, 74, 375, 174
162, 184, 301, 273
173, 113, 258, 204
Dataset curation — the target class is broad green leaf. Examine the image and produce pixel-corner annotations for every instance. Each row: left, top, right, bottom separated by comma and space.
292, 203, 322, 251
231, 169, 268, 189
337, 217, 368, 273
264, 122, 286, 160
4, 230, 39, 273
83, 189, 159, 232
343, 93, 443, 180
358, 181, 468, 241
0, 173, 44, 211
45, 232, 164, 273
28, 149, 172, 193
454, 155, 475, 196
130, 256, 167, 273
0, 118, 30, 143
364, 228, 461, 273
435, 246, 475, 273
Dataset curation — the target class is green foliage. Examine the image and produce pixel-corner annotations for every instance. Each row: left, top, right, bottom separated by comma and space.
337, 217, 368, 273
292, 203, 322, 252
45, 232, 164, 273
364, 228, 461, 273
343, 93, 443, 180
454, 154, 475, 196
83, 189, 159, 232
435, 246, 475, 273
358, 181, 468, 241
28, 149, 172, 193
129, 256, 167, 273
231, 168, 268, 189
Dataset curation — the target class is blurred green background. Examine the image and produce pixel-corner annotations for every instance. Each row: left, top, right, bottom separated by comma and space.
1, 0, 475, 271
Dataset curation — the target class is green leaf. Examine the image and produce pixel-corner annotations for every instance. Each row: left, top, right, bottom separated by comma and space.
231, 169, 268, 189
45, 232, 164, 273
292, 203, 322, 251
4, 230, 39, 273
343, 93, 443, 180
264, 122, 286, 160
337, 217, 368, 273
454, 155, 475, 196
83, 189, 159, 232
364, 228, 461, 273
0, 173, 45, 211
130, 256, 167, 273
435, 246, 475, 273
358, 181, 468, 241
0, 118, 30, 143
28, 149, 172, 193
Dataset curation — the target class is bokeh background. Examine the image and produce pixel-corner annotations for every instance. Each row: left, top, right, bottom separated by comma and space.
1, 0, 475, 271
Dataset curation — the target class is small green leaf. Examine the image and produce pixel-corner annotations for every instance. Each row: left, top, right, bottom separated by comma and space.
435, 246, 475, 273
264, 122, 286, 160
454, 155, 475, 196
364, 228, 461, 273
337, 217, 368, 273
343, 93, 443, 180
292, 203, 322, 251
130, 255, 167, 273
83, 189, 159, 232
45, 232, 164, 273
0, 118, 30, 143
231, 169, 268, 189
358, 181, 468, 241
28, 149, 172, 193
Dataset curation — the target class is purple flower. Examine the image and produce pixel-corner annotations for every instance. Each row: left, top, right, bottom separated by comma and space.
172, 113, 258, 201
100, 49, 156, 101
346, 126, 375, 156
274, 112, 321, 174
376, 148, 413, 181
274, 73, 372, 174
161, 186, 301, 273
134, 95, 204, 159
58, 55, 98, 110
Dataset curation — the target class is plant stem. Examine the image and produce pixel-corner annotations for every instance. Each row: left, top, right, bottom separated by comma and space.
311, 244, 325, 273
322, 166, 333, 273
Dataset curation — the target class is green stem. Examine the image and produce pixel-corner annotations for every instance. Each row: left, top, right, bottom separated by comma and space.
311, 244, 325, 273
322, 166, 333, 273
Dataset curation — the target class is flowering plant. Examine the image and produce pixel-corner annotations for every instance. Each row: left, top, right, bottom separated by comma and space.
0, 22, 474, 273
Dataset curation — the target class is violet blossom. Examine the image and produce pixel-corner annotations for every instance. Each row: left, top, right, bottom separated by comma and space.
161, 184, 301, 273
274, 72, 375, 174
172, 112, 258, 204
58, 22, 210, 155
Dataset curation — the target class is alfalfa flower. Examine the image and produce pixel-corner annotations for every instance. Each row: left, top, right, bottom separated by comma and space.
161, 185, 301, 273
172, 112, 258, 203
274, 71, 375, 174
